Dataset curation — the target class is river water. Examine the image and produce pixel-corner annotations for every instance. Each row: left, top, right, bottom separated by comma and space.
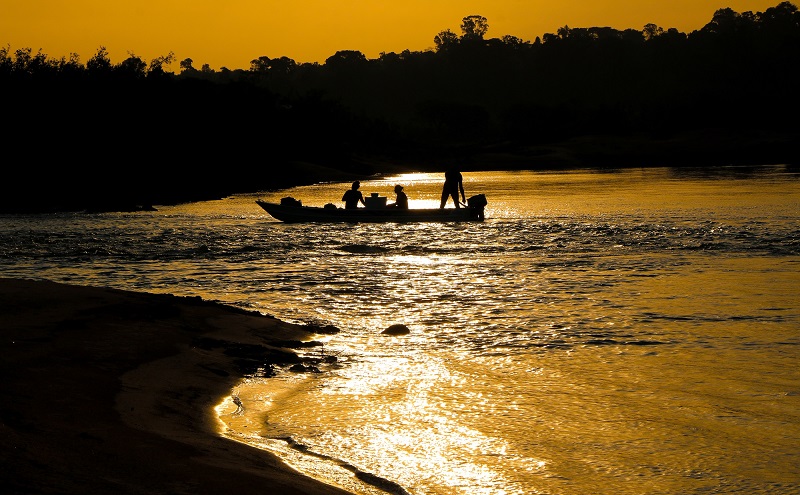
1, 166, 798, 495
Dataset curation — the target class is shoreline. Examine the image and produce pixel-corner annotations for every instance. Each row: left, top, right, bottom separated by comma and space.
3, 138, 797, 214
0, 277, 355, 495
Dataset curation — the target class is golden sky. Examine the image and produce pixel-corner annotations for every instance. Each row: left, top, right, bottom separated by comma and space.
2, 1, 784, 70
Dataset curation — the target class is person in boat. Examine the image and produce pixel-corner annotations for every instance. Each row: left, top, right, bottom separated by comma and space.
440, 166, 466, 209
342, 181, 366, 209
388, 184, 408, 209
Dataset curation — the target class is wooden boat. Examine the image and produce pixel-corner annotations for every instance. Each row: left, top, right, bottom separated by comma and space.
256, 194, 487, 223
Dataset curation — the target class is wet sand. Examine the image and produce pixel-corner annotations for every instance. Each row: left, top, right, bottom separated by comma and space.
0, 278, 353, 495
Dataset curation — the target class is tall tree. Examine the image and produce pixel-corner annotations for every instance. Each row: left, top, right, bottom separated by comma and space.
460, 15, 489, 40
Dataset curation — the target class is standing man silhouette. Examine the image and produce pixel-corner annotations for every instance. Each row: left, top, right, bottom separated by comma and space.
440, 166, 466, 208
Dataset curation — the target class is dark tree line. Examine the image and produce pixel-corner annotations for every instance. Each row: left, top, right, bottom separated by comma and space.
2, 3, 798, 213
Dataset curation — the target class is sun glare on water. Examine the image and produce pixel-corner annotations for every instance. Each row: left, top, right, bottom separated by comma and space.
216, 335, 550, 495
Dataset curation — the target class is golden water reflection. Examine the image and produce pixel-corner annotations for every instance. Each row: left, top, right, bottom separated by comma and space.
210, 167, 799, 495
220, 346, 551, 494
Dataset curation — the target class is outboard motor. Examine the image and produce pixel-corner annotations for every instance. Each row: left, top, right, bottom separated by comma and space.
467, 194, 487, 220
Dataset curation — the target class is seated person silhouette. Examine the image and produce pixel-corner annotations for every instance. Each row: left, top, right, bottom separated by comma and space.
388, 184, 408, 209
342, 181, 366, 209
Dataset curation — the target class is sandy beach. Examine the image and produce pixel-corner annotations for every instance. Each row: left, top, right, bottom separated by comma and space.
0, 278, 353, 495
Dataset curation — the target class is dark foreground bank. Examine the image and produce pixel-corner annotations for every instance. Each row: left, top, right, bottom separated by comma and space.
0, 278, 354, 495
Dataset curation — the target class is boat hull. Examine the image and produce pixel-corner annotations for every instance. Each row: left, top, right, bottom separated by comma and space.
256, 200, 485, 223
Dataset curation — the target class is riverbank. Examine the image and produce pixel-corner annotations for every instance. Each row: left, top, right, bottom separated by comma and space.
0, 278, 354, 495
1, 128, 796, 214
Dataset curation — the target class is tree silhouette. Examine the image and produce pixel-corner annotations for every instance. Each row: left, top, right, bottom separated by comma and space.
86, 46, 112, 74
1, 2, 798, 213
642, 23, 664, 40
179, 58, 196, 73
434, 29, 459, 52
118, 53, 147, 78
460, 15, 489, 40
